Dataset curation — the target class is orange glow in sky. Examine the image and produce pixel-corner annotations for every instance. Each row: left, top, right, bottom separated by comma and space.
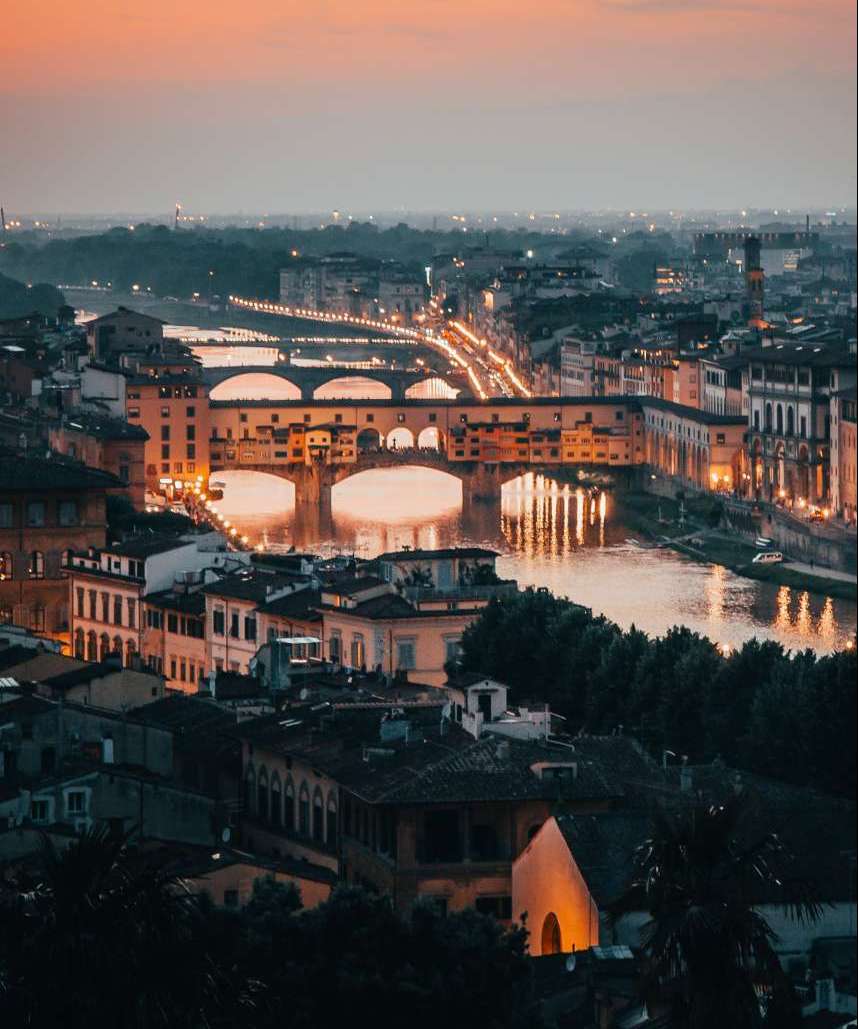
4, 0, 856, 211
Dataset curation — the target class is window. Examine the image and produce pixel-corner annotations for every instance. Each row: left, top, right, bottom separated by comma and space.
30, 604, 46, 632
66, 791, 86, 815
284, 780, 295, 830
161, 425, 170, 441
161, 444, 170, 460
28, 551, 45, 579
26, 501, 45, 527
313, 789, 324, 842
161, 405, 170, 416
186, 405, 196, 417
127, 599, 136, 628
113, 595, 123, 625
326, 795, 338, 843
128, 407, 140, 418
186, 444, 196, 459
350, 634, 365, 669
230, 612, 240, 638
0, 552, 12, 581
329, 633, 341, 663
0, 503, 13, 528
444, 637, 461, 664
240, 413, 248, 423
396, 638, 416, 671
299, 784, 310, 835
167, 613, 178, 634
213, 609, 225, 636
31, 799, 49, 823
244, 616, 257, 642
186, 424, 196, 441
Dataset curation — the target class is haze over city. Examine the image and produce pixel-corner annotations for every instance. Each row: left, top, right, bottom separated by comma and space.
5, 0, 857, 213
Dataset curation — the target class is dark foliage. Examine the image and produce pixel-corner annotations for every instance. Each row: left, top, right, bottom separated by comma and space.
0, 271, 65, 320
0, 835, 539, 1029
456, 589, 856, 796
609, 794, 822, 1029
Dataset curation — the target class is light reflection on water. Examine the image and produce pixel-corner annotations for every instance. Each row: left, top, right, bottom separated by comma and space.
215, 467, 856, 654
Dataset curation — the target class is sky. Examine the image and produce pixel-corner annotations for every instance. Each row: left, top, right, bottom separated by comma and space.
3, 0, 856, 214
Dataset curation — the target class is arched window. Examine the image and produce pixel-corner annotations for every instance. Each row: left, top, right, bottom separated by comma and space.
244, 764, 255, 813
312, 788, 324, 842
125, 639, 136, 668
0, 604, 13, 626
99, 633, 110, 660
86, 631, 97, 661
270, 774, 282, 827
787, 407, 795, 436
541, 912, 563, 956
0, 552, 12, 581
28, 551, 45, 579
765, 402, 773, 431
776, 404, 784, 435
326, 793, 338, 844
112, 635, 123, 661
284, 778, 295, 831
298, 783, 310, 836
257, 767, 269, 822
30, 604, 46, 633
74, 628, 85, 659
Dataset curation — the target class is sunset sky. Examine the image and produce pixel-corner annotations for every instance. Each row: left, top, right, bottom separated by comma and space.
5, 0, 856, 214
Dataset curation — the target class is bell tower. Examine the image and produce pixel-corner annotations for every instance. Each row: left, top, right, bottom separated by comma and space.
744, 235, 765, 328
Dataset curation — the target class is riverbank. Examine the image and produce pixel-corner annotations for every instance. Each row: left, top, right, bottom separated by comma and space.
614, 491, 857, 602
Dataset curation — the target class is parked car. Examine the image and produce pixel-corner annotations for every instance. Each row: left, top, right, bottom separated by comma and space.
752, 551, 784, 565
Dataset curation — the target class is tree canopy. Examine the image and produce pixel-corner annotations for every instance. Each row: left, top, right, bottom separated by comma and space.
455, 589, 856, 797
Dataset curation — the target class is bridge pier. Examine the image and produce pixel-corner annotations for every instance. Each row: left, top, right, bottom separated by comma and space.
290, 463, 335, 511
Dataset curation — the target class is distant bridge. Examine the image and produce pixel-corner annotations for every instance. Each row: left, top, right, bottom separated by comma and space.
202, 364, 467, 401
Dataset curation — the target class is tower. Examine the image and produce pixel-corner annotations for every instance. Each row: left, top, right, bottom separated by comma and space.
744, 235, 765, 328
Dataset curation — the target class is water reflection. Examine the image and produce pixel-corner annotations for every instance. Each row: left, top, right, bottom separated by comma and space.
215, 467, 856, 653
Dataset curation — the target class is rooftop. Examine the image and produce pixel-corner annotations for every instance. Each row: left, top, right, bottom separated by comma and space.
377, 547, 500, 563
0, 451, 122, 492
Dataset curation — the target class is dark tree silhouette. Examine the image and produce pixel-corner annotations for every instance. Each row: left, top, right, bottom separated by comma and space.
609, 794, 822, 1029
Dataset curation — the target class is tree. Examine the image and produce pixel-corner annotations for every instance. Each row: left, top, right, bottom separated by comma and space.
610, 795, 822, 1029
0, 827, 237, 1027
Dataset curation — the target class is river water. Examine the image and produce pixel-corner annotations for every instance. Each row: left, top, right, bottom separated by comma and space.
170, 327, 856, 653
215, 466, 856, 654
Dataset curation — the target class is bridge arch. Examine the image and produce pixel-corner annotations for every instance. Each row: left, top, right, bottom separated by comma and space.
357, 427, 383, 451
313, 376, 393, 400
386, 427, 415, 449
417, 426, 443, 450
405, 377, 460, 400
209, 371, 302, 402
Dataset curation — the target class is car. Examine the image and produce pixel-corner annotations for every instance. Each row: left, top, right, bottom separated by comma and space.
752, 551, 784, 565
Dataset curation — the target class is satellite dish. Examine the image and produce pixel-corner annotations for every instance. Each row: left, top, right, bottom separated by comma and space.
221, 827, 231, 844
565, 954, 576, 973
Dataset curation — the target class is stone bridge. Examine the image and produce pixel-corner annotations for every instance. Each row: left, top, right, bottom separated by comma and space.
203, 364, 465, 402
208, 441, 625, 508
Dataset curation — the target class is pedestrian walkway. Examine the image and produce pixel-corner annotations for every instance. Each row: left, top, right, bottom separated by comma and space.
782, 560, 856, 584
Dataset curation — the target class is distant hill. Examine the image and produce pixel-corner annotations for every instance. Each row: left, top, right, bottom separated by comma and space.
0, 271, 65, 321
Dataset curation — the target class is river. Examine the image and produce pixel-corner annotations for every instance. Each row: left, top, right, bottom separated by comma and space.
214, 466, 857, 654
150, 324, 857, 653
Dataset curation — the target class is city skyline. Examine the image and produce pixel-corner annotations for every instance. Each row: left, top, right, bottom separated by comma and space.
5, 0, 856, 214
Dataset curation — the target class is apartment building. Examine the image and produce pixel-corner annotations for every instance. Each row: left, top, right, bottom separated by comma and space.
1, 453, 119, 645
68, 534, 239, 668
